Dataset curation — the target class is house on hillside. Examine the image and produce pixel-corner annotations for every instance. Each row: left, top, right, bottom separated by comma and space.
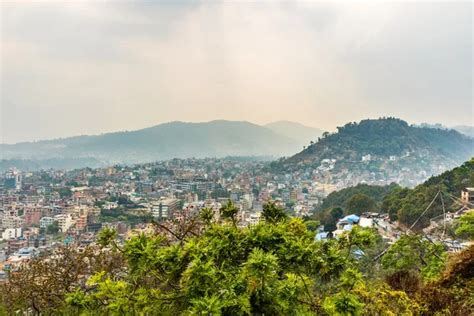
333, 214, 360, 237
461, 188, 474, 205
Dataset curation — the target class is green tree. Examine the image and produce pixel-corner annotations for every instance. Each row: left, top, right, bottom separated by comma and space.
317, 207, 343, 231
331, 207, 344, 220
220, 200, 239, 227
57, 188, 72, 198
346, 194, 376, 216
262, 201, 287, 224
46, 221, 60, 235
199, 207, 214, 226
5, 202, 472, 315
304, 220, 321, 232
381, 235, 446, 283
455, 211, 474, 240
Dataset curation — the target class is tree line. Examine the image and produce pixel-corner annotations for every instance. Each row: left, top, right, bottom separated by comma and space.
1, 201, 472, 315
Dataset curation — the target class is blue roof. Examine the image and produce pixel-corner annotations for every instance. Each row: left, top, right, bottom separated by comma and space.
342, 214, 360, 223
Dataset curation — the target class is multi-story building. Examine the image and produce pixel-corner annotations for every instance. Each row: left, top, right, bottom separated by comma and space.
103, 201, 119, 210
151, 198, 180, 220
248, 212, 261, 226
7, 238, 28, 255
24, 210, 42, 226
461, 188, 474, 204
4, 169, 22, 191
40, 217, 56, 229
75, 214, 88, 231
54, 214, 74, 232
1, 215, 23, 230
1, 228, 22, 240
290, 190, 298, 202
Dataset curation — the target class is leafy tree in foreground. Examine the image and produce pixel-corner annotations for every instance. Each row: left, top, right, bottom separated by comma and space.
0, 246, 124, 314
304, 219, 321, 232
381, 234, 447, 292
220, 200, 239, 227
61, 216, 381, 315
455, 211, 474, 240
417, 245, 474, 314
261, 201, 288, 224
2, 202, 472, 315
199, 207, 215, 226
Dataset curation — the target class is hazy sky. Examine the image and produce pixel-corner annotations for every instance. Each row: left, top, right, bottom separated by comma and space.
1, 1, 472, 143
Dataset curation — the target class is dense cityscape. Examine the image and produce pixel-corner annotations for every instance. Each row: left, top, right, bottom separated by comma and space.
1, 1, 473, 314
1, 154, 472, 272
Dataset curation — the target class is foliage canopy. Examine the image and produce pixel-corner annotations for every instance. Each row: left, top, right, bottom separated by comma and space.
2, 203, 471, 315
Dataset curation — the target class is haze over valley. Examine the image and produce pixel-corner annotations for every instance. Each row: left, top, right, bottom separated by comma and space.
1, 2, 473, 315
1, 117, 472, 190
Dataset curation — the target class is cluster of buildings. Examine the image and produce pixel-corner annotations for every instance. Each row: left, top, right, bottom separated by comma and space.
0, 159, 336, 270
297, 152, 458, 190
0, 157, 469, 274
316, 212, 397, 243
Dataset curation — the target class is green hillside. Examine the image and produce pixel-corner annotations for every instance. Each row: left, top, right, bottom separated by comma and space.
382, 158, 474, 230
274, 118, 474, 187
287, 118, 473, 164
318, 183, 400, 212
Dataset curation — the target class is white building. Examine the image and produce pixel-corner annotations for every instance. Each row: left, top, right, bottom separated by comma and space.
151, 198, 180, 220
103, 201, 119, 210
248, 212, 261, 226
40, 217, 56, 228
1, 215, 23, 230
361, 154, 372, 162
1, 228, 22, 240
54, 214, 74, 232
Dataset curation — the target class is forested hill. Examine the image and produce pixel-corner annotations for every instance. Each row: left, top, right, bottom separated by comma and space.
274, 118, 473, 187
382, 158, 474, 230
1, 120, 305, 168
318, 183, 400, 212
287, 118, 473, 164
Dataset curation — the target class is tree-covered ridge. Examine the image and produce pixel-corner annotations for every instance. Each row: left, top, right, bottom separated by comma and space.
422, 158, 474, 193
2, 202, 473, 315
0, 120, 306, 167
312, 183, 399, 231
295, 117, 472, 159
313, 159, 473, 231
382, 158, 474, 229
318, 183, 400, 212
282, 118, 473, 170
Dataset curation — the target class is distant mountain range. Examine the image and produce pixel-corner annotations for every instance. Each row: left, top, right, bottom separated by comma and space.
275, 118, 474, 187
0, 120, 322, 170
1, 118, 471, 174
